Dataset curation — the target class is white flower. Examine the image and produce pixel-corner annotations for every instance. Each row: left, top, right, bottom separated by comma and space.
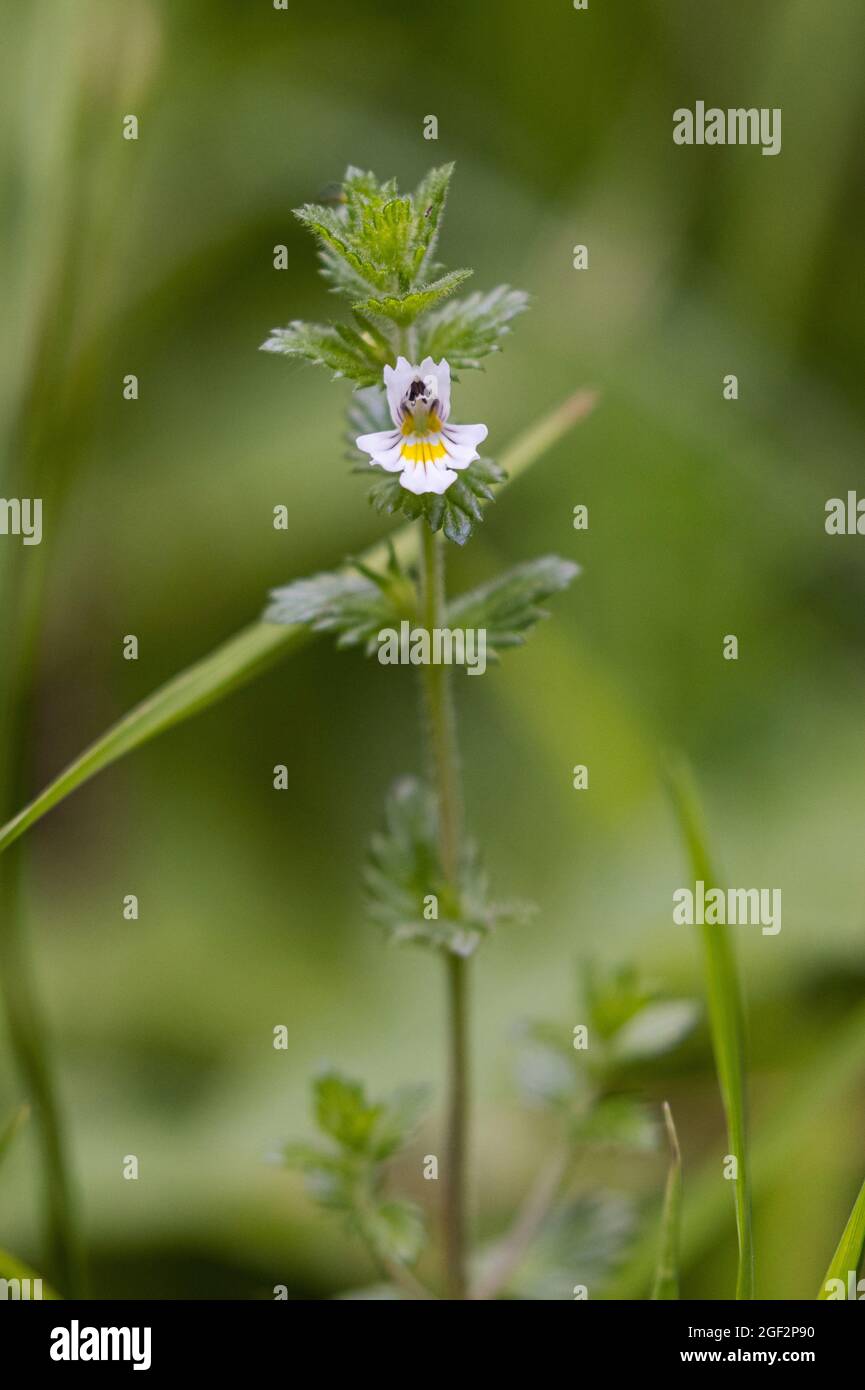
356, 356, 488, 495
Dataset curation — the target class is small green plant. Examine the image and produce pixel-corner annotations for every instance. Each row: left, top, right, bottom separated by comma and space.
1, 155, 861, 1304
261, 164, 696, 1299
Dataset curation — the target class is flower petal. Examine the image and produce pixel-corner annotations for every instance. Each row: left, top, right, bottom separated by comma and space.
440, 421, 487, 469
418, 356, 451, 421
383, 357, 415, 425
400, 460, 458, 495
443, 421, 487, 449
356, 428, 404, 470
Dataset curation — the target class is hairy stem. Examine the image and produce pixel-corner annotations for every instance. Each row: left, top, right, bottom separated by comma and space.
419, 523, 469, 1300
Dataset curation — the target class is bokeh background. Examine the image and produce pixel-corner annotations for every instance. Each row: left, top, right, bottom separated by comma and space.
1, 0, 865, 1299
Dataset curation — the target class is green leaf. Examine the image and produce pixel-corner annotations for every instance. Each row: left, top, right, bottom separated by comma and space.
293, 202, 390, 292
342, 166, 398, 202
264, 567, 410, 654
652, 1102, 683, 1300
304, 1072, 428, 1164
286, 1072, 430, 1276
364, 777, 524, 957
418, 286, 530, 369
354, 269, 473, 327
295, 167, 455, 301
409, 163, 455, 278
584, 963, 656, 1041
665, 754, 755, 1300
366, 456, 506, 546
361, 1199, 426, 1266
283, 1143, 355, 1209
367, 1084, 429, 1161
314, 1072, 383, 1154
0, 391, 597, 859
610, 1000, 699, 1065
817, 1174, 865, 1299
447, 555, 580, 656
358, 196, 415, 283
260, 320, 385, 386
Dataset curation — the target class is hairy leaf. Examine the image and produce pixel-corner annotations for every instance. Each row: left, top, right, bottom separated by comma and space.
285, 1071, 430, 1271
294, 202, 390, 292
418, 286, 530, 369
354, 269, 473, 326
447, 555, 580, 656
260, 320, 384, 386
409, 162, 455, 278
366, 456, 506, 546
364, 777, 526, 957
265, 568, 407, 653
314, 1073, 384, 1154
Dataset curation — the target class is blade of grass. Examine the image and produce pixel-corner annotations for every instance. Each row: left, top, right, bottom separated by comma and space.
665, 754, 755, 1300
817, 1175, 865, 1299
0, 390, 596, 858
651, 1101, 682, 1299
0, 1246, 60, 1299
0, 1102, 29, 1170
609, 998, 865, 1298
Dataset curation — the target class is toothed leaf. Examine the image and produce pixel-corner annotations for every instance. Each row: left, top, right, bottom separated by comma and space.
447, 555, 580, 656
417, 286, 530, 369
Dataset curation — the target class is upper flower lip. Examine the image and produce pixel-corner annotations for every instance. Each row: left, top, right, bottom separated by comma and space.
384, 356, 452, 428
357, 357, 488, 496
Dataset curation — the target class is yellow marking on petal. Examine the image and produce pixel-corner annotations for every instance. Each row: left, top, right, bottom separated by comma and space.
401, 439, 448, 462
401, 410, 442, 436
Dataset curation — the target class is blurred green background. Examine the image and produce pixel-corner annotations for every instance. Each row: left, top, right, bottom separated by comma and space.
1, 0, 865, 1299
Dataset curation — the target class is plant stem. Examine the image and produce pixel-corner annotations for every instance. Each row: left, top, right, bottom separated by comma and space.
418, 523, 469, 1300
0, 557, 85, 1296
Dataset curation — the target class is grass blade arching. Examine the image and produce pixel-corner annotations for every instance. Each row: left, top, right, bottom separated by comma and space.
665, 754, 755, 1300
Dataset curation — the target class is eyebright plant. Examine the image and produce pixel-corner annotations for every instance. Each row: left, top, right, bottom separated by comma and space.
259, 164, 696, 1300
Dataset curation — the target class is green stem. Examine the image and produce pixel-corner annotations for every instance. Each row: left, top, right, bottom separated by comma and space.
418, 523, 469, 1300
0, 558, 84, 1297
